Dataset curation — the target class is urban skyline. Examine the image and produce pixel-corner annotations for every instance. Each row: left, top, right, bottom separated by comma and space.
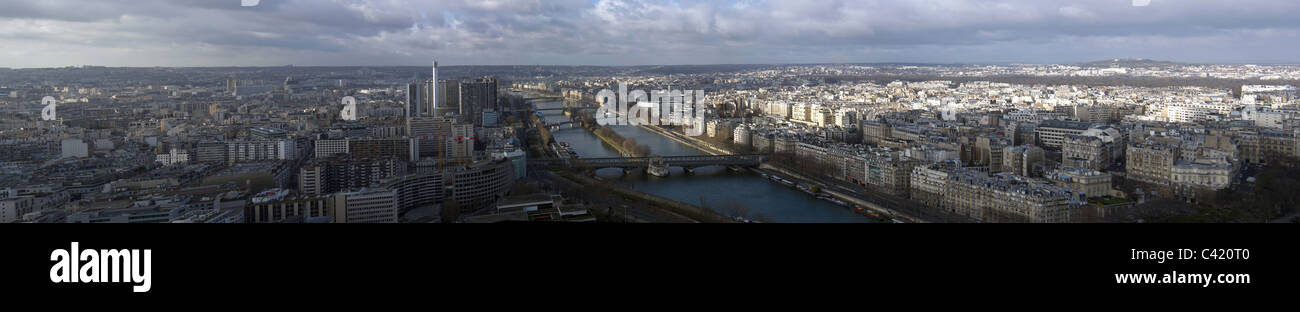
2, 0, 1300, 224
3, 0, 1300, 68
7, 0, 1296, 302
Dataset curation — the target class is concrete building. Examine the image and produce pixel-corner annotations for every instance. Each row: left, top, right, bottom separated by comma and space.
733, 124, 752, 147
942, 170, 1077, 223
299, 156, 405, 197
1126, 139, 1179, 186
155, 148, 190, 166
1046, 167, 1112, 198
1171, 159, 1234, 191
1034, 120, 1093, 150
773, 135, 800, 155
974, 136, 1007, 172
492, 149, 527, 180
244, 189, 331, 223
407, 116, 475, 164
406, 80, 428, 118
330, 188, 399, 223
437, 79, 461, 116
459, 77, 498, 126
1062, 135, 1110, 171
0, 196, 34, 223
227, 140, 297, 163
61, 138, 89, 158
861, 119, 892, 146
1073, 104, 1115, 123
349, 138, 410, 161
195, 141, 227, 163
441, 159, 517, 214
1237, 128, 1298, 165
314, 139, 349, 158
863, 151, 923, 197
909, 163, 953, 208
1002, 145, 1045, 178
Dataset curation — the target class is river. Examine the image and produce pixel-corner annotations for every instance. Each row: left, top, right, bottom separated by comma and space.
526, 93, 875, 223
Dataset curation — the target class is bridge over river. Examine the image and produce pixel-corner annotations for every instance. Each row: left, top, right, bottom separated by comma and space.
529, 154, 766, 173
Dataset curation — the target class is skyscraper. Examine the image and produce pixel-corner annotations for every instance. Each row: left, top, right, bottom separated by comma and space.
421, 80, 434, 116
406, 80, 423, 118
226, 78, 239, 96
459, 77, 497, 126
437, 79, 460, 116
431, 60, 438, 111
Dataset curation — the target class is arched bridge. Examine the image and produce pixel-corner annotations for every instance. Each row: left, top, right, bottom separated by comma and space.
529, 154, 767, 170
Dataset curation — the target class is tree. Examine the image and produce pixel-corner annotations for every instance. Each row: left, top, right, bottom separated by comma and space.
622, 138, 639, 155
635, 144, 652, 157
537, 126, 553, 146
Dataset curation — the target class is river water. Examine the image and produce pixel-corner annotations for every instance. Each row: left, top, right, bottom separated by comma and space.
528, 94, 874, 223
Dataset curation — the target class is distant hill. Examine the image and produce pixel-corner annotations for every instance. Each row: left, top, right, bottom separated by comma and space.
1080, 58, 1182, 67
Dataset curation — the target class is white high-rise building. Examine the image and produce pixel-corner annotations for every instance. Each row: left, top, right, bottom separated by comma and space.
431, 60, 438, 112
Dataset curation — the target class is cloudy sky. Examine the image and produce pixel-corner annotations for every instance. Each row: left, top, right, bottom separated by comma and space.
1, 0, 1298, 67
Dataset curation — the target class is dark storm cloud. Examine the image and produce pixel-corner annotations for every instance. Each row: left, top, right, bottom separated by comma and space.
0, 0, 1297, 67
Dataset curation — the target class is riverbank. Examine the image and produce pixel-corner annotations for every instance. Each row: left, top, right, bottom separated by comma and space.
639, 124, 731, 156
530, 93, 874, 223
591, 126, 637, 157
641, 124, 920, 223
550, 170, 737, 223
759, 164, 922, 223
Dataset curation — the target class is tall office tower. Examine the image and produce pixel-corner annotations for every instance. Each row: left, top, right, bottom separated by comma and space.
227, 78, 239, 96
406, 81, 423, 118
438, 79, 460, 116
421, 80, 434, 116
459, 77, 498, 126
431, 60, 438, 111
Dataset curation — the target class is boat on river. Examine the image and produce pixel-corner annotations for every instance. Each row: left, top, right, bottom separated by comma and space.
646, 157, 670, 177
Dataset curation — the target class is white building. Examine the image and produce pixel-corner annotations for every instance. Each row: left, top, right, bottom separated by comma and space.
733, 125, 752, 147
227, 140, 297, 163
314, 139, 350, 158
155, 148, 190, 166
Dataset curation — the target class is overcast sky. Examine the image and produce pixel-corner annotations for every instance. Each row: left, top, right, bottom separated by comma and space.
1, 0, 1298, 68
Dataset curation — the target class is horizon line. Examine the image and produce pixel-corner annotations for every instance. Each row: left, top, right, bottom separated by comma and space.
7, 60, 1300, 70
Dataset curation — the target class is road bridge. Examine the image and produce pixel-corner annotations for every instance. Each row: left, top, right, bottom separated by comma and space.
529, 154, 766, 173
